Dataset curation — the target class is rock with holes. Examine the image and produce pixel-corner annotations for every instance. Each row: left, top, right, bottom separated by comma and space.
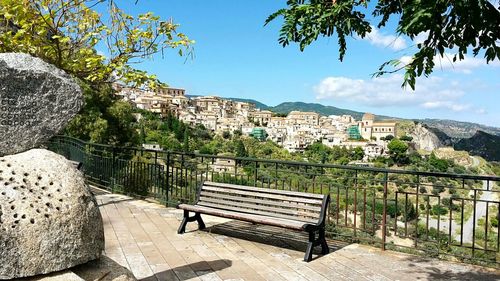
0, 53, 83, 156
0, 149, 104, 279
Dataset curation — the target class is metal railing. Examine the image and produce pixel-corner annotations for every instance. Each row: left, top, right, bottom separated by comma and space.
46, 135, 500, 266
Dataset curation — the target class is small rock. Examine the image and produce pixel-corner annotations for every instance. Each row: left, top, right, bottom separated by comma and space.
72, 256, 137, 281
0, 149, 104, 279
0, 53, 83, 156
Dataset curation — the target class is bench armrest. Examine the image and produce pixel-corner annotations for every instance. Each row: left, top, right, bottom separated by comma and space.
304, 194, 330, 231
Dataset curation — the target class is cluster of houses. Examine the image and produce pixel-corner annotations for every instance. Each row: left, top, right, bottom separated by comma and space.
115, 85, 398, 160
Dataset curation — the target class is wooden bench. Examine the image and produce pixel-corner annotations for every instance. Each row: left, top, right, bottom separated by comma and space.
177, 181, 330, 262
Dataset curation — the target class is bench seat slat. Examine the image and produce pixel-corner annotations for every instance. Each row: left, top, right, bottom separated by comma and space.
200, 190, 322, 212
198, 196, 320, 220
178, 204, 309, 230
196, 201, 319, 223
204, 181, 324, 199
202, 185, 323, 205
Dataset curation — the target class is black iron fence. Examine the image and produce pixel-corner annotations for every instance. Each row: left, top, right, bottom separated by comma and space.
46, 135, 500, 266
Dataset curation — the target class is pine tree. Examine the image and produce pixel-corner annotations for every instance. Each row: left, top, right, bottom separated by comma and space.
235, 140, 247, 158
140, 125, 146, 144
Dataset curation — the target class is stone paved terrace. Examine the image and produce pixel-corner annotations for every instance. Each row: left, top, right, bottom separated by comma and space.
93, 188, 499, 281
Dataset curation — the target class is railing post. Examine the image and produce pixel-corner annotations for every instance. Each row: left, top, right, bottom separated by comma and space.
382, 172, 388, 251
353, 170, 358, 238
165, 151, 170, 205
414, 175, 420, 248
275, 162, 278, 189
234, 158, 238, 182
85, 142, 91, 177
254, 160, 258, 186
181, 153, 185, 198
111, 146, 116, 192
472, 189, 477, 257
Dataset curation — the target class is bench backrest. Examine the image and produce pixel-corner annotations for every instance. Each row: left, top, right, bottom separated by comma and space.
196, 181, 329, 224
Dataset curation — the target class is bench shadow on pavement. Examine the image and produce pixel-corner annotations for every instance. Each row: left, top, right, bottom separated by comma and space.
140, 260, 233, 281
201, 220, 349, 259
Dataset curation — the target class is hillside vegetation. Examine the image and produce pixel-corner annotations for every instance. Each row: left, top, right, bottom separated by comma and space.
455, 131, 500, 162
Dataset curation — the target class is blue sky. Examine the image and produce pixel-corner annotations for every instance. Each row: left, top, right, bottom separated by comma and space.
115, 1, 500, 127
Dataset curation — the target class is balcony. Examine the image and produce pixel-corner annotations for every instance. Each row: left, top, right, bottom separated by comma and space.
91, 189, 498, 280
45, 136, 500, 277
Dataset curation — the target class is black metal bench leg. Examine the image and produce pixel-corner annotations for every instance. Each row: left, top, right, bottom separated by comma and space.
178, 210, 189, 234
195, 212, 206, 230
304, 230, 315, 262
319, 228, 329, 254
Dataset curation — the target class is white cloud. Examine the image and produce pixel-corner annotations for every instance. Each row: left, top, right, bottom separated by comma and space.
476, 108, 487, 114
398, 53, 500, 74
314, 74, 484, 113
363, 26, 407, 51
434, 53, 500, 73
412, 32, 429, 45
421, 101, 471, 112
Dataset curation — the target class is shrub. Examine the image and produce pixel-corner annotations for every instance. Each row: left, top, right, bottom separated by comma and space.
491, 217, 499, 228
431, 185, 445, 195
441, 198, 451, 206
384, 135, 395, 141
222, 131, 231, 139
428, 153, 449, 172
431, 205, 448, 216
400, 135, 413, 142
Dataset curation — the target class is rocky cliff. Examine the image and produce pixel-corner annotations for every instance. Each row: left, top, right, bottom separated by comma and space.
406, 122, 446, 151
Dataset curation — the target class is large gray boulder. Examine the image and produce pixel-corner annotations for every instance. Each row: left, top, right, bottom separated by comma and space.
0, 149, 104, 279
0, 53, 82, 156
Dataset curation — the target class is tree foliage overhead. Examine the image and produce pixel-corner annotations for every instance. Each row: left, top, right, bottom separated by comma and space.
0, 0, 193, 145
0, 0, 193, 88
265, 0, 500, 89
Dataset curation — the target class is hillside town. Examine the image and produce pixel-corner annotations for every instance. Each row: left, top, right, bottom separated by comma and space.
115, 84, 398, 159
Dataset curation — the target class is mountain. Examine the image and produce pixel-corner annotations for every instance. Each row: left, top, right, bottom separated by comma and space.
259, 101, 396, 120
225, 97, 270, 110
454, 131, 500, 162
417, 119, 500, 139
269, 102, 367, 119
187, 95, 270, 110
223, 100, 394, 120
